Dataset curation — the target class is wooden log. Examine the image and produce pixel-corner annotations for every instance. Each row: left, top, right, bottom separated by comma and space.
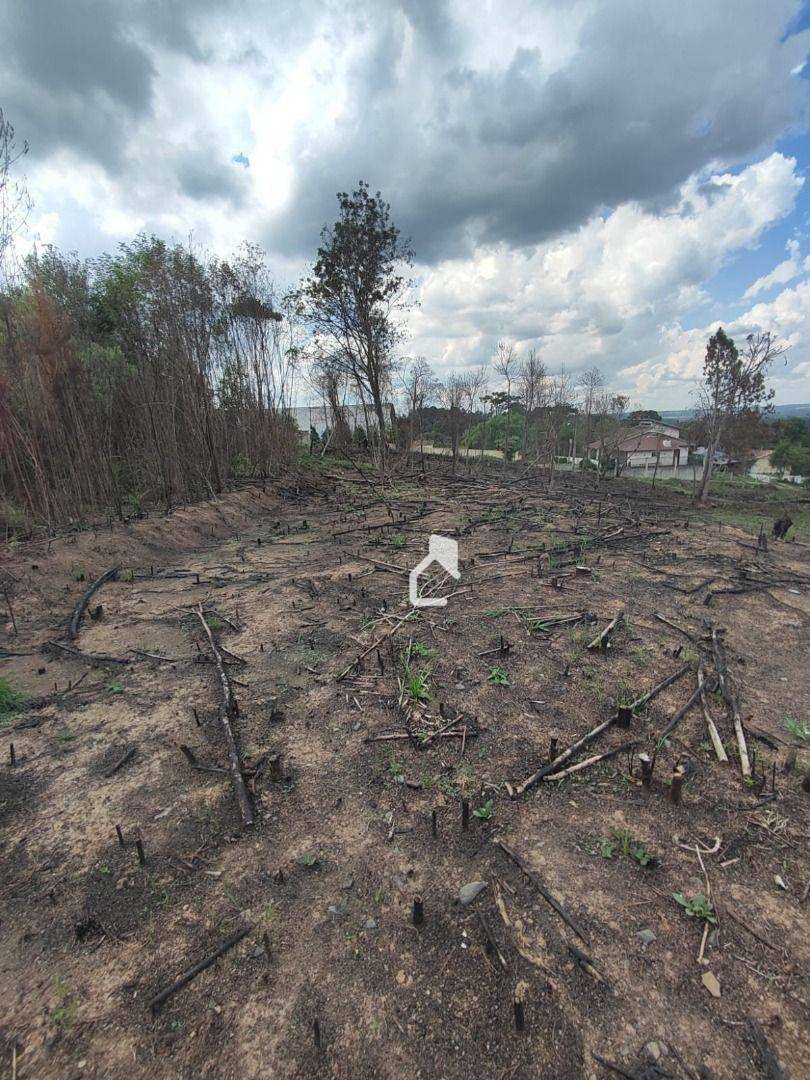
699, 659, 728, 763
748, 1018, 784, 1080
658, 682, 703, 740
149, 925, 252, 1012
710, 626, 751, 778
195, 605, 254, 827
496, 839, 589, 944
103, 746, 136, 778
68, 566, 121, 640
45, 640, 130, 666
544, 740, 638, 782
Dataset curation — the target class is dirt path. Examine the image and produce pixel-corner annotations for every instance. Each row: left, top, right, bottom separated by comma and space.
1, 466, 807, 1079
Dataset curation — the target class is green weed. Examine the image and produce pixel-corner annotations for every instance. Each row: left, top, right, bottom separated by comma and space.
0, 676, 26, 717
784, 716, 810, 741
488, 666, 510, 686
672, 892, 716, 923
472, 799, 494, 821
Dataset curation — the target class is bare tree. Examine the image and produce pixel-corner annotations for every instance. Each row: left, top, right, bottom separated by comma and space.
461, 365, 488, 472
0, 109, 30, 281
439, 374, 466, 474
518, 348, 547, 462
695, 328, 783, 503
578, 366, 604, 454
399, 356, 438, 462
493, 340, 518, 472
542, 369, 574, 489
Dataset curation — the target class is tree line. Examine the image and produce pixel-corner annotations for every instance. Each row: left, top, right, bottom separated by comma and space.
0, 107, 793, 534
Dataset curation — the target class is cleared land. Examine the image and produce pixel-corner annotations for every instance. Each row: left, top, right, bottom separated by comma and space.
1, 463, 808, 1079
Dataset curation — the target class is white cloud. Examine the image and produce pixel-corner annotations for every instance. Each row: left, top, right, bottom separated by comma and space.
744, 237, 804, 298
408, 153, 807, 405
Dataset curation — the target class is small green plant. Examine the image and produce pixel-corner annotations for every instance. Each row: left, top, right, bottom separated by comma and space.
403, 672, 431, 703
387, 533, 406, 549
51, 975, 77, 1030
597, 828, 652, 866
402, 641, 431, 661
0, 676, 26, 717
205, 614, 226, 632
386, 755, 404, 783
472, 799, 494, 821
297, 852, 322, 869
106, 678, 124, 694
784, 716, 810, 741
672, 892, 716, 923
488, 666, 510, 686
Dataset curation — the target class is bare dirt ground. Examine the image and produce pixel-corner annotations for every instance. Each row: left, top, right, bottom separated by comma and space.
1, 463, 808, 1079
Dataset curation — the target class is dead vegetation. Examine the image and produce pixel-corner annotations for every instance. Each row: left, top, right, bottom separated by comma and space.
0, 461, 808, 1079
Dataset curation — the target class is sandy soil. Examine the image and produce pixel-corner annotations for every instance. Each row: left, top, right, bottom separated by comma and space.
1, 464, 807, 1079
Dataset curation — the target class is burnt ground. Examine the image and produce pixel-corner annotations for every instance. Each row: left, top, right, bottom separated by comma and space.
0, 463, 808, 1079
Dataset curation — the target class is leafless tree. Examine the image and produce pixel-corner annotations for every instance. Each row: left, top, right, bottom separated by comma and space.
518, 348, 547, 462
438, 374, 466, 474
399, 356, 438, 461
493, 340, 518, 472
578, 365, 604, 453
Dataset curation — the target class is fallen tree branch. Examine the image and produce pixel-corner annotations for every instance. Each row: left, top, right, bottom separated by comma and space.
587, 609, 624, 651
68, 566, 121, 640
710, 625, 751, 778
699, 659, 728, 763
496, 838, 590, 944
511, 715, 616, 797
545, 740, 637, 782
195, 604, 254, 827
44, 640, 130, 666
149, 924, 252, 1012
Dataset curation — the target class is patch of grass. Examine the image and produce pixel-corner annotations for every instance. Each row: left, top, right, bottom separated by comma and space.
672, 891, 716, 923
386, 754, 405, 784
784, 716, 810, 741
488, 666, 510, 686
297, 852, 322, 869
402, 641, 432, 661
204, 614, 226, 632
387, 533, 406, 549
0, 676, 26, 718
597, 828, 653, 866
51, 975, 77, 1030
403, 671, 431, 703
105, 678, 124, 694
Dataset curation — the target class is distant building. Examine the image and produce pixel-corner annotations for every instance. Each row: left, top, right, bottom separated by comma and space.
749, 449, 805, 485
588, 421, 691, 471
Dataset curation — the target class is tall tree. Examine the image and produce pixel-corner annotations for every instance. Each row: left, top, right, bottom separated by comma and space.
695, 328, 783, 503
301, 182, 413, 474
493, 340, 518, 472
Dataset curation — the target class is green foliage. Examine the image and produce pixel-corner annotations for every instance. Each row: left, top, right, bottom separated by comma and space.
204, 614, 226, 632
0, 677, 26, 716
672, 892, 716, 923
770, 440, 810, 477
472, 799, 494, 820
403, 671, 431, 703
105, 678, 124, 694
386, 755, 404, 783
598, 828, 652, 866
402, 641, 431, 662
784, 716, 810, 741
488, 666, 510, 686
297, 852, 322, 869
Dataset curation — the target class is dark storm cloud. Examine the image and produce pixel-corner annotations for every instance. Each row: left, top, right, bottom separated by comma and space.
0, 0, 227, 170
265, 0, 810, 263
175, 145, 249, 205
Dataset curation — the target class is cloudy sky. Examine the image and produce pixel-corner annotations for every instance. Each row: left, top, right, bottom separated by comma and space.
3, 0, 810, 407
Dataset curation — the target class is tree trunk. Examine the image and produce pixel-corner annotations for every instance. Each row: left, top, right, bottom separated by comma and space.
697, 440, 716, 504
